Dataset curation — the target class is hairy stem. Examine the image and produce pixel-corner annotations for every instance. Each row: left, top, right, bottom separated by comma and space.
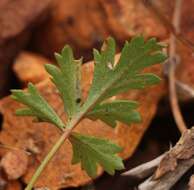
25, 111, 85, 190
168, 0, 187, 133
25, 99, 96, 190
25, 128, 71, 190
25, 39, 162, 188
25, 68, 130, 189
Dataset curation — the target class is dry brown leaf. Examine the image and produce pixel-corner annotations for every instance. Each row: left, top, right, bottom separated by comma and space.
32, 0, 167, 59
0, 0, 51, 41
146, 0, 194, 100
0, 54, 164, 188
172, 0, 194, 99
0, 147, 7, 159
0, 0, 51, 97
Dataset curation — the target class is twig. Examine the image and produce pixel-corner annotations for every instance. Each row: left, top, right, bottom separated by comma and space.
131, 2, 193, 189
168, 0, 187, 133
122, 154, 164, 180
143, 0, 187, 133
176, 80, 194, 98
142, 0, 194, 52
138, 126, 194, 190
138, 156, 194, 190
25, 128, 72, 190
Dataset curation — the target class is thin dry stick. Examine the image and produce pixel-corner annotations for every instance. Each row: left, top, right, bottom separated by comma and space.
143, 0, 189, 132
138, 156, 194, 190
176, 80, 194, 98
142, 0, 194, 52
168, 0, 187, 133
138, 126, 194, 190
122, 154, 164, 179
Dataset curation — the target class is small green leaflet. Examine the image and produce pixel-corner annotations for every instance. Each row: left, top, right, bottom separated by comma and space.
86, 100, 141, 128
70, 133, 124, 177
85, 36, 166, 104
83, 36, 166, 129
101, 73, 161, 100
45, 45, 82, 119
11, 83, 64, 129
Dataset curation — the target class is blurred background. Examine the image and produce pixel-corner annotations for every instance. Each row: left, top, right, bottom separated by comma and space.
0, 0, 194, 189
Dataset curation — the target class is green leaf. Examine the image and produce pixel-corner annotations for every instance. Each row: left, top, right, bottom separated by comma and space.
45, 45, 82, 119
11, 83, 64, 129
85, 37, 116, 103
102, 73, 161, 100
86, 100, 141, 127
70, 133, 124, 177
85, 36, 166, 105
11, 36, 167, 182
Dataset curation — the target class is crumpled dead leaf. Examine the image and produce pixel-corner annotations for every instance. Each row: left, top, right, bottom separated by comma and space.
25, 0, 194, 101
0, 52, 164, 189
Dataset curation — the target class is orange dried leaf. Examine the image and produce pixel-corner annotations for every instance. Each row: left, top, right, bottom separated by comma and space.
32, 0, 168, 58
0, 54, 164, 188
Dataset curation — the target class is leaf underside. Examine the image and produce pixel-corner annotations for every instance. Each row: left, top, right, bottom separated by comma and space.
70, 132, 124, 177
86, 37, 166, 105
86, 100, 141, 128
11, 83, 64, 129
45, 46, 82, 119
11, 36, 167, 178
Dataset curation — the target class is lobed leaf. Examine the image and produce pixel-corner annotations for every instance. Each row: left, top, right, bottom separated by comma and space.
11, 36, 167, 181
11, 83, 64, 129
70, 132, 124, 177
85, 36, 166, 105
45, 45, 82, 119
86, 100, 141, 127
102, 73, 161, 100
